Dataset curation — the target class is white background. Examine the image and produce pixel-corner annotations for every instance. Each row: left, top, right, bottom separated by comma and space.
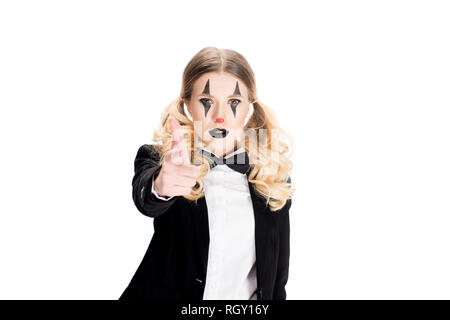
0, 0, 449, 299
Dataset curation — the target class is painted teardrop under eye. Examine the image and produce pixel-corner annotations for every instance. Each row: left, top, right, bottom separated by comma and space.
230, 99, 241, 117
200, 98, 212, 117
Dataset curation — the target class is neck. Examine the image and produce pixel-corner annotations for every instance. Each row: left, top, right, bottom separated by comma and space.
203, 140, 241, 158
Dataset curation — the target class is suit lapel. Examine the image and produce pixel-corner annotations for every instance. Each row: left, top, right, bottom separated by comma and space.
247, 179, 273, 294
190, 195, 210, 277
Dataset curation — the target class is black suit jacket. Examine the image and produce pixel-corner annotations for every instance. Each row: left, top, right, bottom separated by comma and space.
119, 144, 291, 300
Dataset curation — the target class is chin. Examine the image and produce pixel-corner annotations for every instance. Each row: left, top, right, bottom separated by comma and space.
207, 137, 237, 150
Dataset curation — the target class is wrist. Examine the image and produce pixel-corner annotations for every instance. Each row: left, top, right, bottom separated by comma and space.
153, 174, 172, 199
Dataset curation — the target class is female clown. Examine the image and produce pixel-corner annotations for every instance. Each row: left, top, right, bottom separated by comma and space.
119, 47, 295, 300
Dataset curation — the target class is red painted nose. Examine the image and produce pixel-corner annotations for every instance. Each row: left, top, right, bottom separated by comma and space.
216, 118, 224, 123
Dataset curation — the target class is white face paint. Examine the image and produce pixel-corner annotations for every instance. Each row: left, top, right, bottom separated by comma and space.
184, 71, 251, 157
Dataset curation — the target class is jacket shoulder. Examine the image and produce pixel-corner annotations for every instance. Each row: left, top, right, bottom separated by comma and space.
133, 144, 164, 172
277, 176, 293, 215
136, 143, 163, 161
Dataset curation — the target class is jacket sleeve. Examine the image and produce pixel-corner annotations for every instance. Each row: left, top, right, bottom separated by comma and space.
273, 176, 292, 300
131, 144, 177, 218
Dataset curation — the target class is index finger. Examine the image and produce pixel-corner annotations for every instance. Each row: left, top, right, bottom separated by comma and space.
168, 117, 191, 164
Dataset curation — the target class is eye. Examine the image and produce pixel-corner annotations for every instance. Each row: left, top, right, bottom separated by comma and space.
200, 98, 213, 105
230, 99, 241, 106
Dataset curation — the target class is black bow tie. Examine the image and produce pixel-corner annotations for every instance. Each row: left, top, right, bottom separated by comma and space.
200, 149, 250, 175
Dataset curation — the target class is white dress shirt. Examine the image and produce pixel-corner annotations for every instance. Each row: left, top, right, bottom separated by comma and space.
151, 146, 258, 300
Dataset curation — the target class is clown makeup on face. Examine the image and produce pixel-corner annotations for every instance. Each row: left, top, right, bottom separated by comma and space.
184, 72, 251, 158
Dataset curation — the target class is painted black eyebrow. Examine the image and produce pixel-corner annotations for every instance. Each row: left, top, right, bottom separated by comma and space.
202, 79, 210, 95
233, 81, 241, 96
199, 79, 242, 99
